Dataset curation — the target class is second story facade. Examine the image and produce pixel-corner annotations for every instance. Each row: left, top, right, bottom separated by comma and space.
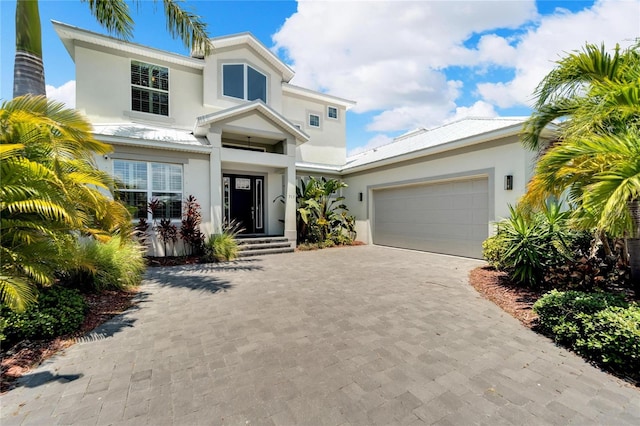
54, 21, 354, 167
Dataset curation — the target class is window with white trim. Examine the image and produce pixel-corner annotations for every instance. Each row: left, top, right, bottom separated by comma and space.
309, 113, 320, 128
131, 61, 169, 116
222, 63, 267, 103
327, 106, 338, 119
114, 160, 182, 220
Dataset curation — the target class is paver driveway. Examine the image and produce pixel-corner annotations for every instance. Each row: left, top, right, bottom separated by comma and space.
1, 246, 639, 425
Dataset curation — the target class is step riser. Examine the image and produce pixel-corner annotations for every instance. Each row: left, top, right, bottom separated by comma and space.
235, 236, 293, 257
238, 248, 294, 257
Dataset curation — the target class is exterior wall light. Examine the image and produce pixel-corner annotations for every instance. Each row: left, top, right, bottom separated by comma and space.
359, 192, 363, 202
504, 175, 513, 191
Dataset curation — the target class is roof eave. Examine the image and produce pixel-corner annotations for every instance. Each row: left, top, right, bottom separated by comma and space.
52, 20, 205, 69
343, 124, 526, 174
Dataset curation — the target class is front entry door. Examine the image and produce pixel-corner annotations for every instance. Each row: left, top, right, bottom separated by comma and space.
223, 175, 264, 234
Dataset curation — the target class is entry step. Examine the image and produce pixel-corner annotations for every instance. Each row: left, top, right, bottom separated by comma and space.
236, 236, 294, 257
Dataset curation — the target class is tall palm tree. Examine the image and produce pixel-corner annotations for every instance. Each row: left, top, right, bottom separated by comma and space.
0, 95, 131, 311
522, 41, 640, 286
13, 0, 212, 97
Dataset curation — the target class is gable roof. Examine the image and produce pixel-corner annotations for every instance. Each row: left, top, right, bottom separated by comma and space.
209, 33, 295, 82
282, 84, 356, 110
52, 20, 204, 70
193, 100, 310, 143
343, 117, 531, 172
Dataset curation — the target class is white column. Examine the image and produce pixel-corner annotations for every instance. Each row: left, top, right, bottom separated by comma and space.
284, 136, 297, 245
207, 126, 223, 234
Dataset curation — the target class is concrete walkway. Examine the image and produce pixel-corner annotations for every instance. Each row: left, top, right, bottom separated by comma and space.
1, 246, 638, 425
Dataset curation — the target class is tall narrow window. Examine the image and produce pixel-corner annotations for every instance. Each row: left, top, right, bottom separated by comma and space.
114, 160, 182, 220
131, 61, 169, 116
222, 64, 267, 103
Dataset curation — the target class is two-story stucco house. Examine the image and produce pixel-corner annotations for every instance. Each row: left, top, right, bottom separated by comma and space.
54, 21, 354, 254
54, 21, 548, 259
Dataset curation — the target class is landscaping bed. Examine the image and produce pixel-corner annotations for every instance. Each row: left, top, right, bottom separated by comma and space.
1, 289, 138, 394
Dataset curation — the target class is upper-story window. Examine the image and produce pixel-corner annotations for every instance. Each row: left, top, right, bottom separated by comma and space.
131, 61, 169, 116
309, 113, 320, 128
223, 64, 267, 103
327, 106, 338, 120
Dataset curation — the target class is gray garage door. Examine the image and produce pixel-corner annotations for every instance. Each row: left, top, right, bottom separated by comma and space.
373, 177, 489, 258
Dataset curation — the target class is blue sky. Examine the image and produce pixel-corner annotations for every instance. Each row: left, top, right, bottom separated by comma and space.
2, 0, 639, 155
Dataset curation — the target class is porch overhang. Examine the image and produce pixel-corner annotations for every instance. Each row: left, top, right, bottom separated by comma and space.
193, 101, 310, 145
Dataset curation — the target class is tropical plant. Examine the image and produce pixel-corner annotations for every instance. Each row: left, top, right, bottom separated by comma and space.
296, 176, 356, 245
13, 0, 212, 97
179, 195, 205, 255
0, 96, 131, 311
490, 201, 574, 288
521, 40, 640, 287
205, 220, 243, 262
156, 218, 178, 257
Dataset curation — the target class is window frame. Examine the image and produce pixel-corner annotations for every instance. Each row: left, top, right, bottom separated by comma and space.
327, 106, 338, 120
308, 113, 321, 128
130, 60, 170, 117
222, 63, 268, 103
114, 159, 183, 221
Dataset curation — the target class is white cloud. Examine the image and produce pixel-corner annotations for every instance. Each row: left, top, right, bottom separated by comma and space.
273, 0, 537, 118
46, 80, 75, 108
477, 0, 640, 108
273, 0, 640, 142
347, 134, 394, 157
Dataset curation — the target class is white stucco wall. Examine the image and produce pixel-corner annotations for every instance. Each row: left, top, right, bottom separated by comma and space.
284, 94, 347, 166
342, 135, 533, 244
74, 45, 212, 128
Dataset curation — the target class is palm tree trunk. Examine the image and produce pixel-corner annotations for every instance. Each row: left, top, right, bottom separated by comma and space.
627, 199, 640, 290
13, 0, 46, 97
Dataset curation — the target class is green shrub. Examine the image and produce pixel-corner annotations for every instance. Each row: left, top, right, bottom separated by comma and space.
205, 233, 239, 262
578, 306, 640, 374
1, 287, 87, 346
533, 290, 639, 381
66, 236, 146, 291
482, 233, 507, 269
533, 290, 628, 339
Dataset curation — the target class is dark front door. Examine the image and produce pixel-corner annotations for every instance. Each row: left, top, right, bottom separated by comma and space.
223, 174, 264, 234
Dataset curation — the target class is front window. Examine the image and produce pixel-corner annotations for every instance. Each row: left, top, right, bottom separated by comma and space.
222, 63, 267, 103
114, 160, 182, 220
131, 61, 169, 116
327, 106, 338, 119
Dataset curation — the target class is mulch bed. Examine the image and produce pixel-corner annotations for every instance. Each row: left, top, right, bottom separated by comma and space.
469, 266, 543, 328
1, 289, 138, 394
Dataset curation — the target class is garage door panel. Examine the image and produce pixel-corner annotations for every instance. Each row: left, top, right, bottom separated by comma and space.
373, 177, 489, 258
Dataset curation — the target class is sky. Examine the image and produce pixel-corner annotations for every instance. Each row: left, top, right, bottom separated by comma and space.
1, 0, 639, 155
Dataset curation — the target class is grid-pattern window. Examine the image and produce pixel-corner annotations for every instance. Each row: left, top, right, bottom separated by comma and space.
131, 61, 169, 116
309, 114, 320, 127
222, 64, 267, 103
114, 160, 182, 220
327, 106, 338, 119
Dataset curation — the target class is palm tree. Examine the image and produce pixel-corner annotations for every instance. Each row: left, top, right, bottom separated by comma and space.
522, 41, 640, 286
13, 0, 212, 97
522, 42, 640, 151
0, 96, 131, 311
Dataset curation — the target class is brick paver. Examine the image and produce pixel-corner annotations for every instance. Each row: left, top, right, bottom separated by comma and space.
1, 246, 638, 425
